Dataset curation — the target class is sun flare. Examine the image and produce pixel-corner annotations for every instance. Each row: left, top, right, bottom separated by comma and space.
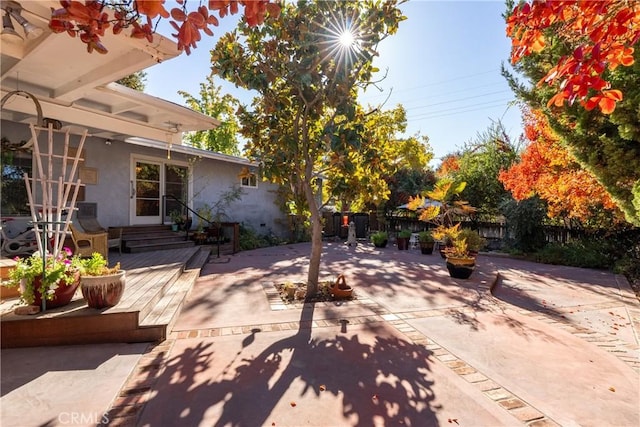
315, 6, 365, 72
338, 30, 355, 48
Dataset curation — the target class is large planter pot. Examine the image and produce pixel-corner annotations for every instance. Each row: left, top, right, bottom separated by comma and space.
80, 270, 126, 309
397, 237, 410, 250
28, 273, 81, 309
445, 257, 476, 279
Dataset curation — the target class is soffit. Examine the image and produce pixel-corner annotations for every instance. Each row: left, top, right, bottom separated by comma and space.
1, 1, 219, 144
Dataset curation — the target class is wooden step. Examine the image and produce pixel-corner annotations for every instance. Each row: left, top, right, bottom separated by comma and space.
127, 240, 195, 253
0, 246, 204, 348
139, 269, 199, 334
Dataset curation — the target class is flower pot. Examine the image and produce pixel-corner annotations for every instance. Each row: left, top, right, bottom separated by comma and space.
80, 270, 126, 309
171, 224, 179, 232
397, 237, 410, 250
373, 239, 387, 248
28, 273, 80, 309
284, 286, 296, 298
330, 274, 353, 299
445, 257, 476, 279
446, 262, 474, 279
420, 242, 434, 255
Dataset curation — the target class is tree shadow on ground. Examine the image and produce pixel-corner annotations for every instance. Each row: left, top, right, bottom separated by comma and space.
138, 304, 440, 426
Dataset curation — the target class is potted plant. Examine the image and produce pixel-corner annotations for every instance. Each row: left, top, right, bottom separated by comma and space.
78, 252, 126, 309
406, 178, 477, 277
169, 210, 183, 232
397, 229, 412, 250
443, 237, 476, 279
418, 231, 435, 254
370, 231, 388, 248
282, 282, 298, 299
458, 228, 486, 256
6, 247, 83, 310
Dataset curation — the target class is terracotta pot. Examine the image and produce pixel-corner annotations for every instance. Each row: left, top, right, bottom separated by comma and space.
29, 273, 80, 309
331, 274, 353, 298
80, 270, 126, 309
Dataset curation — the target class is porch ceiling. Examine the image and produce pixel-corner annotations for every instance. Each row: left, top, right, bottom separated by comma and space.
1, 1, 219, 144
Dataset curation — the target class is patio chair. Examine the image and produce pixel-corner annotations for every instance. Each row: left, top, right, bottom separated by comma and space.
107, 227, 122, 255
69, 224, 108, 259
76, 202, 105, 234
76, 202, 122, 255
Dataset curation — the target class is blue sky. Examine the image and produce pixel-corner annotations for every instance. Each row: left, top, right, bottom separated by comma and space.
144, 1, 522, 165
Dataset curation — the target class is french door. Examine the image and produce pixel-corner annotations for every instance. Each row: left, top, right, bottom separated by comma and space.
130, 157, 189, 225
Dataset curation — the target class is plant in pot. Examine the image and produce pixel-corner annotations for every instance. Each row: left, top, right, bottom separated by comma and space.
418, 231, 435, 254
443, 236, 476, 279
78, 252, 126, 309
458, 228, 486, 257
397, 229, 412, 250
6, 247, 83, 310
169, 210, 184, 232
370, 231, 388, 248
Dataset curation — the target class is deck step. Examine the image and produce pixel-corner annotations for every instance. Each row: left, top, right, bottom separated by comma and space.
0, 246, 204, 348
139, 269, 199, 332
127, 241, 195, 253
186, 247, 211, 270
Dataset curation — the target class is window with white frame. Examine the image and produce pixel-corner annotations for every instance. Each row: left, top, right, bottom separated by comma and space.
241, 172, 258, 188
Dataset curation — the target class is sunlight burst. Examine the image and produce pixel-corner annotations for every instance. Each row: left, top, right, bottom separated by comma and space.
338, 30, 355, 48
315, 6, 366, 73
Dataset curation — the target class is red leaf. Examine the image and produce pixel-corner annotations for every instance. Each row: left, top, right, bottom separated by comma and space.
598, 97, 617, 114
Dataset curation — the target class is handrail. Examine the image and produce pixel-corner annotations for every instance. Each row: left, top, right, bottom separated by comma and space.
162, 195, 212, 241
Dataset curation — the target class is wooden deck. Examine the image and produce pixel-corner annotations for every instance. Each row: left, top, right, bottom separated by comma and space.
0, 246, 211, 348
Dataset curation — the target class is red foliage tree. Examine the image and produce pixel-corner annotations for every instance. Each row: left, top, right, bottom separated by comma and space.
499, 109, 621, 223
506, 0, 640, 114
48, 0, 280, 54
436, 154, 460, 178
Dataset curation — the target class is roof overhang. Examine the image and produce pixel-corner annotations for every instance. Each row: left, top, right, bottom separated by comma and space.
125, 137, 255, 166
1, 1, 219, 144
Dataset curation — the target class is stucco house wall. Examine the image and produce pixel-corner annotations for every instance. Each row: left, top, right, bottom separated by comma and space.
1, 120, 287, 238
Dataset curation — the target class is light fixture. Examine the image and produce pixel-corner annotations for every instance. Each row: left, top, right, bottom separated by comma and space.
1, 1, 43, 40
2, 10, 22, 41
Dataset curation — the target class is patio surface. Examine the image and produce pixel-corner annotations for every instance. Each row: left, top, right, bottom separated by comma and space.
1, 242, 638, 426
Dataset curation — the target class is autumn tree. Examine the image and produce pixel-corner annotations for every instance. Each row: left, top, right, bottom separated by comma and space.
436, 154, 460, 178
49, 0, 280, 54
499, 108, 622, 227
179, 74, 241, 156
504, 1, 640, 226
210, 0, 405, 293
506, 0, 639, 114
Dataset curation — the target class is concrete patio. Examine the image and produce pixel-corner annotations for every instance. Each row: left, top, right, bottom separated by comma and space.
1, 242, 638, 426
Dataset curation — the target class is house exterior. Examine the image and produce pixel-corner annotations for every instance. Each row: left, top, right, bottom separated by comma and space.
1, 1, 287, 241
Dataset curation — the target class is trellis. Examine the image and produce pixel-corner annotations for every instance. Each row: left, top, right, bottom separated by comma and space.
24, 122, 87, 259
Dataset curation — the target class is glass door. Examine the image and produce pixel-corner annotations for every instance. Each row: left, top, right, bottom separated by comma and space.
131, 160, 161, 225
164, 164, 189, 223
130, 158, 190, 225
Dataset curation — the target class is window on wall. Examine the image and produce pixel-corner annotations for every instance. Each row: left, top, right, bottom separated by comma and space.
241, 172, 257, 188
1, 150, 32, 215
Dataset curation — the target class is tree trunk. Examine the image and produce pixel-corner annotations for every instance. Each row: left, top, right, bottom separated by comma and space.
303, 176, 322, 298
306, 212, 323, 298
